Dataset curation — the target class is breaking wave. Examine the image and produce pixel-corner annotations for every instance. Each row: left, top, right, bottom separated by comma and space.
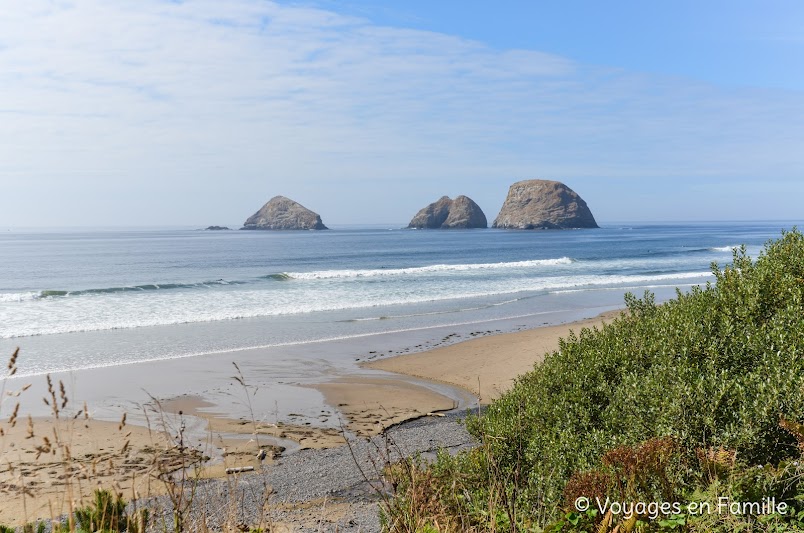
279, 257, 575, 280
1, 280, 246, 301
0, 270, 712, 339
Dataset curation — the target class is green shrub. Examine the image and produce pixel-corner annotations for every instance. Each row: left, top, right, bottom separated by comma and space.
70, 489, 148, 533
22, 522, 46, 533
387, 229, 804, 530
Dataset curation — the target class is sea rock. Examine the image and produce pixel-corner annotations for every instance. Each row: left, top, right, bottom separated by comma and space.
407, 195, 487, 229
444, 196, 488, 229
241, 196, 328, 230
492, 180, 598, 229
407, 196, 452, 229
204, 226, 230, 231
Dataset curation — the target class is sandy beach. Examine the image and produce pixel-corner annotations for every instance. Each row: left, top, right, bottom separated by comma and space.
0, 415, 168, 524
311, 375, 460, 436
0, 309, 621, 526
366, 309, 622, 404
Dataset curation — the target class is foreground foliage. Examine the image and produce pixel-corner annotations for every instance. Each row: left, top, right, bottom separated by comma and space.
0, 355, 273, 532
383, 229, 804, 531
59, 489, 147, 533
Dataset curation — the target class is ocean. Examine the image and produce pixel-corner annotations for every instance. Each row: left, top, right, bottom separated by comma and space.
0, 221, 797, 378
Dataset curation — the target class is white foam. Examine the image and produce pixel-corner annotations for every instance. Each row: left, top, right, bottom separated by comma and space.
0, 270, 712, 339
709, 245, 739, 252
5, 308, 581, 379
551, 282, 701, 294
283, 257, 575, 280
0, 292, 39, 303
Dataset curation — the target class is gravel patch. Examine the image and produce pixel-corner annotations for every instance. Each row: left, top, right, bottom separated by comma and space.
140, 410, 477, 532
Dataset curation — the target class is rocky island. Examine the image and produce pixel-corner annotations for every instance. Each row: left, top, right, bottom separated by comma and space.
492, 180, 598, 229
407, 195, 487, 229
241, 196, 328, 230
204, 226, 231, 231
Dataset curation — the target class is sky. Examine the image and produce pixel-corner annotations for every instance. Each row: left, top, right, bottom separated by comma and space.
1, 0, 804, 227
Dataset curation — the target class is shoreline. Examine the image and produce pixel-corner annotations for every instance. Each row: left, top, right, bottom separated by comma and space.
0, 307, 622, 525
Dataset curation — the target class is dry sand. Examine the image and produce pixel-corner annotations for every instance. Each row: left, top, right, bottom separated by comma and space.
0, 394, 342, 526
0, 414, 173, 524
366, 310, 622, 404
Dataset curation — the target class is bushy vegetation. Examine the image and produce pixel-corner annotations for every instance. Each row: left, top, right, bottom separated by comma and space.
57, 489, 147, 533
383, 229, 804, 531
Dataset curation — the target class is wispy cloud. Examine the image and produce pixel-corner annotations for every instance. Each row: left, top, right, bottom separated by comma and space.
1, 0, 803, 225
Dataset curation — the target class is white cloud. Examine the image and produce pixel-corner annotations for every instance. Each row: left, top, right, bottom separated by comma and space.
1, 0, 803, 225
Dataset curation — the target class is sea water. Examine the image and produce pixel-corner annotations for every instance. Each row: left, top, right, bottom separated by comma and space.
0, 221, 797, 377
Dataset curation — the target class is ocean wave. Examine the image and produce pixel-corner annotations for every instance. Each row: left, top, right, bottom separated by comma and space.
4, 308, 577, 378
1, 270, 712, 339
1, 258, 577, 303
550, 281, 702, 294
0, 292, 40, 303
1, 280, 246, 301
262, 273, 292, 281
279, 257, 576, 280
1, 251, 721, 306
709, 245, 739, 252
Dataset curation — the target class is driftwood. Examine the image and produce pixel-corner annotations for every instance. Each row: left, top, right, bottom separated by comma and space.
225, 466, 255, 474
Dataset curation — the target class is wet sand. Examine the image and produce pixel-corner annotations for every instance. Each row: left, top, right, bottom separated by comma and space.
311, 375, 459, 436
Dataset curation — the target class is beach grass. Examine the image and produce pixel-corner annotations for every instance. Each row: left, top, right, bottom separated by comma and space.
0, 356, 276, 532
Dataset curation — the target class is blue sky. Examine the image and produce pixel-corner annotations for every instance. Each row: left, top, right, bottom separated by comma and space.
1, 0, 803, 226
320, 1, 804, 90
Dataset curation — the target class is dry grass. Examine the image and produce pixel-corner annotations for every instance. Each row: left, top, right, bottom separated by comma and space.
0, 349, 277, 532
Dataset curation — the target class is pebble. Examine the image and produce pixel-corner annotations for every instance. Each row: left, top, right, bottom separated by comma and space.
140, 410, 476, 532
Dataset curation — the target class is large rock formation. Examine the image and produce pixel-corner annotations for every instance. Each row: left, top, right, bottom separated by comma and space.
408, 195, 487, 229
492, 180, 598, 229
408, 196, 452, 229
241, 196, 328, 230
444, 196, 488, 228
